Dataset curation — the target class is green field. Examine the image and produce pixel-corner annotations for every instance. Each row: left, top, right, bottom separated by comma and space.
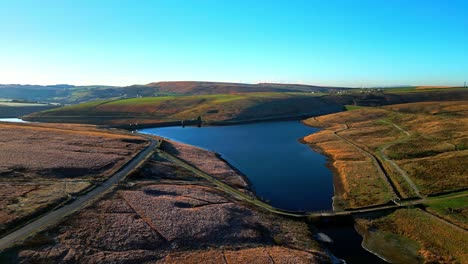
25, 92, 343, 126
383, 86, 465, 93
344, 105, 367, 111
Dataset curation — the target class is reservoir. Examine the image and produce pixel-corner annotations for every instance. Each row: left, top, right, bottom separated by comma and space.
141, 120, 388, 263
0, 118, 386, 263
141, 121, 333, 211
0, 118, 27, 122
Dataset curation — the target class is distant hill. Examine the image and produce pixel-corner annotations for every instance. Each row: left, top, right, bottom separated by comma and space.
0, 84, 119, 103
24, 87, 468, 127
0, 81, 350, 104
24, 92, 344, 127
141, 81, 349, 94
0, 100, 59, 118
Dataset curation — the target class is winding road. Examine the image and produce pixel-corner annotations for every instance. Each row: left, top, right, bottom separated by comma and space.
379, 121, 424, 198
0, 137, 157, 251
333, 124, 399, 199
0, 126, 463, 251
154, 147, 467, 222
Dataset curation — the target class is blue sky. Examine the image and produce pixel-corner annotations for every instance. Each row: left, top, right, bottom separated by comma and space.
0, 0, 466, 87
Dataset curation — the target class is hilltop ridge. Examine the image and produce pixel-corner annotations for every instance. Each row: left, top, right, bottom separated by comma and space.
0, 81, 350, 104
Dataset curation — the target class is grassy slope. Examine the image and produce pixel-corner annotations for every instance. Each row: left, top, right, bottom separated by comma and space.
425, 195, 468, 230
0, 81, 349, 104
357, 208, 467, 263
25, 92, 343, 126
3, 81, 466, 104
304, 101, 468, 262
305, 101, 468, 198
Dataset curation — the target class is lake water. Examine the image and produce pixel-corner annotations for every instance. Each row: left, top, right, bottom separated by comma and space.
0, 118, 28, 122
0, 118, 386, 262
141, 121, 333, 211
141, 121, 388, 263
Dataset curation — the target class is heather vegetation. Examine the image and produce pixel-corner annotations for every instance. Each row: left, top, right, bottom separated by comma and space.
0, 122, 147, 236
1, 138, 330, 263
1, 88, 466, 263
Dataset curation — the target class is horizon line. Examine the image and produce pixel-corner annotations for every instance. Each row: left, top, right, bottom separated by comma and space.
0, 80, 465, 89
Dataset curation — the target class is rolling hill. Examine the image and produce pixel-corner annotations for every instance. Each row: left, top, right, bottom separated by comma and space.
0, 82, 350, 104
23, 86, 468, 127
24, 92, 344, 127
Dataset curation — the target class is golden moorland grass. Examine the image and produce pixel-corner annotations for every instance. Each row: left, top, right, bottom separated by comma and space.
303, 125, 392, 209
304, 101, 468, 202
305, 101, 468, 263
356, 208, 468, 263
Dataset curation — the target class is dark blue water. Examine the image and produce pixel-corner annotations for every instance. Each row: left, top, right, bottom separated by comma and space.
142, 121, 388, 263
140, 121, 333, 211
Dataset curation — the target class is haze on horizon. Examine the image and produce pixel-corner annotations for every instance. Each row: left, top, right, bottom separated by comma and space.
0, 0, 467, 87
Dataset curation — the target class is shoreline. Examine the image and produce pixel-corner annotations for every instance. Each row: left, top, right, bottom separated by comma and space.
10, 117, 387, 262
23, 112, 339, 130
354, 223, 392, 263
297, 123, 347, 212
148, 134, 257, 197
299, 120, 343, 211
299, 120, 391, 262
141, 121, 337, 214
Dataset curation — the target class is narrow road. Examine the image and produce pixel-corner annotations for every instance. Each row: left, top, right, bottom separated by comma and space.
422, 210, 468, 233
0, 138, 157, 251
157, 146, 468, 220
379, 121, 424, 198
333, 124, 399, 199
157, 150, 305, 218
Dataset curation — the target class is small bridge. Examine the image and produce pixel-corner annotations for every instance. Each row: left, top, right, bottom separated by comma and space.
306, 201, 425, 225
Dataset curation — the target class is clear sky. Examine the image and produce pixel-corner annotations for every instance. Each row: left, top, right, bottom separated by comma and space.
0, 0, 467, 87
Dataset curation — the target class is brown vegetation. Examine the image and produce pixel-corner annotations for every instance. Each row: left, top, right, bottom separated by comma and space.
6, 151, 329, 263
303, 125, 393, 209
143, 81, 310, 94
303, 101, 468, 204
25, 93, 343, 127
158, 246, 326, 263
0, 122, 147, 181
356, 208, 468, 263
161, 140, 250, 190
0, 122, 147, 236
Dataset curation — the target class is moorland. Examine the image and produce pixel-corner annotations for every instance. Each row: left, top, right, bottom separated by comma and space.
0, 82, 349, 104
0, 82, 467, 263
19, 83, 468, 128
0, 122, 148, 237
0, 137, 332, 263
303, 100, 467, 263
